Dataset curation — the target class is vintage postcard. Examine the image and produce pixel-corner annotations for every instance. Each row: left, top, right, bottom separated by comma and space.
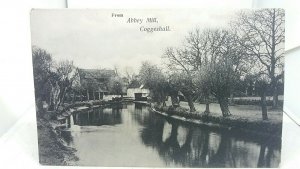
31, 9, 285, 167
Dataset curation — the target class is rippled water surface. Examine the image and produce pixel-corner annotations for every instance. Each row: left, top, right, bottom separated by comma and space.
61, 103, 281, 167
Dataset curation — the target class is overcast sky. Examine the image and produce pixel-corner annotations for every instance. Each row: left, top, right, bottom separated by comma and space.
30, 9, 237, 75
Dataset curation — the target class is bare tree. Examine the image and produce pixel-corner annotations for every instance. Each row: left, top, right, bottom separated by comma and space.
124, 66, 137, 85
49, 60, 78, 111
139, 61, 168, 106
163, 29, 210, 73
32, 47, 80, 111
163, 29, 208, 112
168, 71, 196, 112
164, 48, 196, 112
233, 9, 285, 108
195, 66, 211, 114
164, 28, 248, 116
205, 28, 251, 117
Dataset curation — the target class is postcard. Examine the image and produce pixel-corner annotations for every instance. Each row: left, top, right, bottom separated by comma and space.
31, 9, 285, 167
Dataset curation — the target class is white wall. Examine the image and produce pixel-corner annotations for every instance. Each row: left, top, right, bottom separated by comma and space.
127, 88, 150, 98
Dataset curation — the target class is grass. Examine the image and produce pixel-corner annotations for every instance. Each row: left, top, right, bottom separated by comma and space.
156, 100, 283, 137
165, 100, 283, 123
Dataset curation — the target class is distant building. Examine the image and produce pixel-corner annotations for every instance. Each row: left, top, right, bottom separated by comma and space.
78, 68, 116, 101
127, 84, 150, 101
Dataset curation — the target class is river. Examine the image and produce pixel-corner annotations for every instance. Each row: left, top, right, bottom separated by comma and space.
60, 103, 281, 167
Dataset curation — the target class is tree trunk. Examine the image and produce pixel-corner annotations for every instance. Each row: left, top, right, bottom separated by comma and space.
272, 86, 278, 109
186, 95, 196, 112
257, 144, 266, 167
49, 82, 60, 111
55, 86, 67, 111
210, 134, 230, 167
200, 131, 209, 162
217, 97, 231, 117
87, 89, 89, 101
204, 102, 210, 115
59, 89, 67, 108
229, 93, 234, 105
203, 93, 210, 115
49, 91, 54, 111
261, 91, 268, 120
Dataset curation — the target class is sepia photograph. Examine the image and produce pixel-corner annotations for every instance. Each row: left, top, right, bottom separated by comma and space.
30, 8, 285, 167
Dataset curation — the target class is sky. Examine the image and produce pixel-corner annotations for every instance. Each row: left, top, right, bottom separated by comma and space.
30, 9, 237, 75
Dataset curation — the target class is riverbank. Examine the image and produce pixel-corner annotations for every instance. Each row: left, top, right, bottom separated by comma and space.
152, 104, 282, 138
37, 100, 125, 165
37, 115, 78, 165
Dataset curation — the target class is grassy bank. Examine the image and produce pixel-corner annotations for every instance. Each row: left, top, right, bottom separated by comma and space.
153, 104, 282, 138
59, 100, 123, 114
37, 114, 78, 165
37, 100, 124, 165
166, 101, 283, 122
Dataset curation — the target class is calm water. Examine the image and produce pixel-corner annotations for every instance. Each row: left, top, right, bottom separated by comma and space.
61, 103, 281, 167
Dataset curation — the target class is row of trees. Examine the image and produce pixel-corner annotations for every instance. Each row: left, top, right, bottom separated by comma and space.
33, 9, 284, 121
33, 46, 126, 112
140, 9, 284, 120
32, 46, 79, 112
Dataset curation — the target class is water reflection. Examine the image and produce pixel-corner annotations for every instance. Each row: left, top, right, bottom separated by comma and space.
133, 104, 281, 168
61, 103, 281, 168
73, 104, 123, 126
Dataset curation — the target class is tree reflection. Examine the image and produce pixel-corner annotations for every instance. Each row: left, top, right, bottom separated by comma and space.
257, 144, 275, 168
190, 129, 210, 167
60, 103, 280, 168
209, 133, 234, 167
72, 105, 122, 126
139, 116, 216, 167
137, 107, 280, 168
